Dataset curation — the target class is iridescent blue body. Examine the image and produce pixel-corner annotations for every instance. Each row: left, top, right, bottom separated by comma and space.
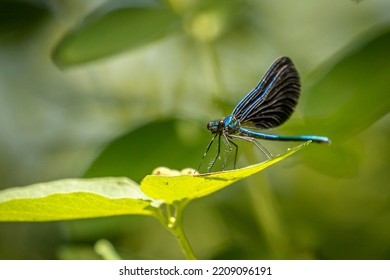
199, 57, 330, 172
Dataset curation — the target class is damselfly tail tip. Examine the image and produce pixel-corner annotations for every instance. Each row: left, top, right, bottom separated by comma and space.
315, 137, 331, 145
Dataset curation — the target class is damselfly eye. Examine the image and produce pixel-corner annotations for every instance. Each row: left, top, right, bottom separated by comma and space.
207, 121, 220, 133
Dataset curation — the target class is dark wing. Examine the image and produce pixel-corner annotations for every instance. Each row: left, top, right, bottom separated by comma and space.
232, 56, 300, 129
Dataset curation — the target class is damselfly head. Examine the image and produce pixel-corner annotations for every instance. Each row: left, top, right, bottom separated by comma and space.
207, 120, 221, 134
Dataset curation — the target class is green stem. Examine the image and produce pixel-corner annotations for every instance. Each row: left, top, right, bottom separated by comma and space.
205, 42, 225, 97
199, 41, 225, 100
167, 203, 197, 260
243, 148, 290, 258
94, 239, 122, 260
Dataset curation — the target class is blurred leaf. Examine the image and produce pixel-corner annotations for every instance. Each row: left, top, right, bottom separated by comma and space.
0, 177, 159, 221
84, 119, 208, 183
52, 0, 181, 67
295, 27, 390, 177
0, 1, 50, 44
304, 27, 390, 141
141, 141, 309, 203
302, 141, 361, 177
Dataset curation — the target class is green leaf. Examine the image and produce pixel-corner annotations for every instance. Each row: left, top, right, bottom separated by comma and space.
0, 143, 311, 222
141, 142, 310, 204
0, 177, 159, 222
52, 0, 181, 67
297, 27, 390, 177
303, 27, 390, 141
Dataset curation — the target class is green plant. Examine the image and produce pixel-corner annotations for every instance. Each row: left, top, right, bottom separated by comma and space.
0, 142, 308, 259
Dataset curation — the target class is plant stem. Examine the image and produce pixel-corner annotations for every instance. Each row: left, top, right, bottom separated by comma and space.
94, 239, 122, 260
243, 148, 290, 258
168, 203, 197, 260
172, 223, 197, 260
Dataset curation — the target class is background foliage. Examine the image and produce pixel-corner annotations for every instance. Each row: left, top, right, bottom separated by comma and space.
0, 0, 389, 259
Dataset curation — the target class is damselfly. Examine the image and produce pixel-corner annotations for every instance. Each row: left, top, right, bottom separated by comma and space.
199, 56, 330, 172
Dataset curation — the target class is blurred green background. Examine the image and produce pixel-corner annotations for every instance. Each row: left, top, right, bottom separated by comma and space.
0, 0, 389, 259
